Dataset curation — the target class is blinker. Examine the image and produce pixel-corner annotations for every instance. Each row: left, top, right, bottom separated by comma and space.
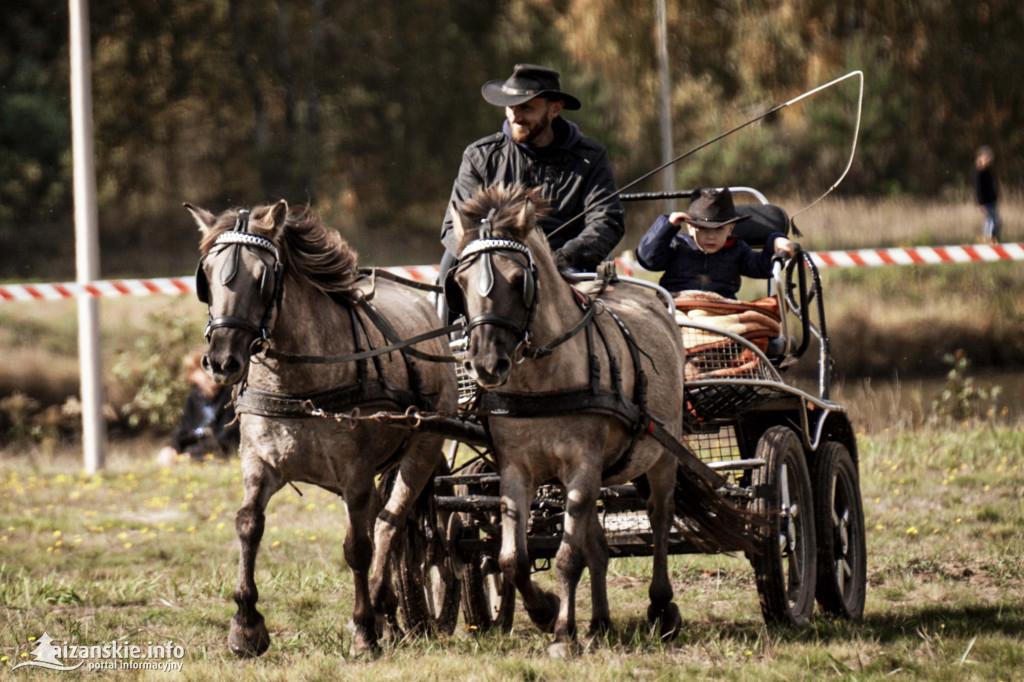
219, 210, 251, 286
477, 210, 497, 297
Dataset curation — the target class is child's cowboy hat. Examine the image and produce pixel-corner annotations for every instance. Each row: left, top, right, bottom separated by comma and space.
685, 188, 750, 228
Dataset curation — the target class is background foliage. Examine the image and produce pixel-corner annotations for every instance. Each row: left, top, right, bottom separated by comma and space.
3, 0, 1022, 280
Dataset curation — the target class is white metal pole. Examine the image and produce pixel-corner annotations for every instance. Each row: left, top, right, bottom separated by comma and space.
69, 0, 107, 473
655, 0, 675, 213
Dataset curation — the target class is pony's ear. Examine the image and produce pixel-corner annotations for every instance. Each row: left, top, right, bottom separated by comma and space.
450, 201, 466, 243
252, 199, 289, 236
183, 203, 217, 236
268, 199, 289, 231
516, 197, 536, 232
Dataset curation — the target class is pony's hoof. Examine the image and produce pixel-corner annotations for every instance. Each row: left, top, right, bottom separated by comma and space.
526, 591, 560, 633
647, 601, 682, 640
346, 619, 380, 658
547, 639, 580, 659
378, 612, 402, 644
228, 615, 270, 657
587, 616, 612, 639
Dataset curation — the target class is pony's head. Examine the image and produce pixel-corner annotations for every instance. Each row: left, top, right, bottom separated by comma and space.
187, 200, 358, 385
446, 184, 550, 387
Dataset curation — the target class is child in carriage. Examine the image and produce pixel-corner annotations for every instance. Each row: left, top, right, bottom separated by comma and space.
636, 187, 798, 372
635, 187, 795, 298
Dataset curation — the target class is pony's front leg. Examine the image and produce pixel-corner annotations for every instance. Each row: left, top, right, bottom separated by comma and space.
368, 442, 440, 636
228, 460, 281, 657
343, 481, 379, 657
583, 507, 611, 639
548, 472, 601, 658
499, 467, 559, 633
645, 456, 681, 638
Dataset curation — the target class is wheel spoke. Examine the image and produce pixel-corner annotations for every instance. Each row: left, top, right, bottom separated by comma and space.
838, 507, 850, 553
787, 545, 803, 586
836, 557, 852, 596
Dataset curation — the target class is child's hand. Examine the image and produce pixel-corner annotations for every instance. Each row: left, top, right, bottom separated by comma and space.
668, 212, 690, 226
773, 236, 797, 258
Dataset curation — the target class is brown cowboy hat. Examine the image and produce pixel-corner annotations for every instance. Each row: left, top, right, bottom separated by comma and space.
684, 188, 750, 228
481, 64, 582, 110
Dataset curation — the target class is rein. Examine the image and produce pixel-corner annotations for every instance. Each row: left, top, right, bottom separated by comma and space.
201, 229, 458, 365
262, 297, 459, 365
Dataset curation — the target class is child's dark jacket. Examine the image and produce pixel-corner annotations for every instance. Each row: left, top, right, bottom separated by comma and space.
636, 214, 784, 298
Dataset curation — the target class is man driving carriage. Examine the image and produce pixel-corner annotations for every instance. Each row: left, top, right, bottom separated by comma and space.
440, 64, 625, 273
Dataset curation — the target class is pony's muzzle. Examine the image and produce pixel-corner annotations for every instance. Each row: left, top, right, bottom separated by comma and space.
465, 356, 511, 388
464, 327, 517, 387
202, 346, 247, 386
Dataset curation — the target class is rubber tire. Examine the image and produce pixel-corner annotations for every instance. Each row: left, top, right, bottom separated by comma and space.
461, 551, 515, 633
749, 425, 817, 627
456, 460, 515, 633
812, 441, 867, 620
390, 467, 462, 637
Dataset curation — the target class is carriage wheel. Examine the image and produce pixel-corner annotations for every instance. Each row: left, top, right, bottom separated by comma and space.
812, 441, 867, 620
461, 549, 515, 633
456, 460, 515, 633
749, 425, 817, 626
389, 464, 462, 637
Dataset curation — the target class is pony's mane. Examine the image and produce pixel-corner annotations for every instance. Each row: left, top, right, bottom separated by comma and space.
457, 184, 550, 249
201, 203, 360, 295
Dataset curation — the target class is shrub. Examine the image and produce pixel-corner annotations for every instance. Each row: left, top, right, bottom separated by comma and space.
111, 310, 200, 432
929, 349, 1002, 425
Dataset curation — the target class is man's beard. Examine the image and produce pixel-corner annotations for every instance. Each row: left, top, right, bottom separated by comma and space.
510, 112, 553, 144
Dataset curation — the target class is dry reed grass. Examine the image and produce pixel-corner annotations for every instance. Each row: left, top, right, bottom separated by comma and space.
783, 191, 1020, 250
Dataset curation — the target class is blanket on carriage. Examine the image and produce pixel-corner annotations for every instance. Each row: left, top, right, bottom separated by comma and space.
673, 290, 781, 380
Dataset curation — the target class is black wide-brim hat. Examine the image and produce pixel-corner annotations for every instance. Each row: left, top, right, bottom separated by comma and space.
685, 188, 750, 228
481, 64, 582, 110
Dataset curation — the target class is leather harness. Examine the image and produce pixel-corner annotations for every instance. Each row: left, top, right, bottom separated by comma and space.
199, 221, 446, 423
452, 241, 726, 489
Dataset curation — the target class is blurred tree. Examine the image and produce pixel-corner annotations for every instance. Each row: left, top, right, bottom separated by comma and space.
2, 0, 1023, 280
0, 1, 73, 278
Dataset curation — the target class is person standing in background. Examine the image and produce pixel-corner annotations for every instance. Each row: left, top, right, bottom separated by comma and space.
972, 145, 1000, 244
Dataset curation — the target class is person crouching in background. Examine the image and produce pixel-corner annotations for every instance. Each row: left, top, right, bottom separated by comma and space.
156, 347, 239, 466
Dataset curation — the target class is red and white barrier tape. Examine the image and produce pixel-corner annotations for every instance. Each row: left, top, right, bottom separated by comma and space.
0, 247, 1019, 303
0, 266, 440, 303
809, 242, 1024, 269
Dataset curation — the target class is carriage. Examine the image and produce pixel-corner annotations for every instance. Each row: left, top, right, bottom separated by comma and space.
191, 184, 866, 657
395, 185, 866, 636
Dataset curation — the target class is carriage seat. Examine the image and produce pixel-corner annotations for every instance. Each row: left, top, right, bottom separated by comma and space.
731, 203, 791, 247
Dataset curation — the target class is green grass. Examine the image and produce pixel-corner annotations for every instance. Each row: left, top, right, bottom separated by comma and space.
2, 426, 1023, 680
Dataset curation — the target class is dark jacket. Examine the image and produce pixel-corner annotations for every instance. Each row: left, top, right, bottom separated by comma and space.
441, 117, 624, 271
636, 214, 784, 298
972, 166, 998, 206
169, 385, 239, 458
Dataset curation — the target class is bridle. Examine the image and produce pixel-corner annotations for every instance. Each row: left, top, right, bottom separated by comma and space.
445, 213, 539, 355
195, 210, 282, 351
446, 214, 605, 363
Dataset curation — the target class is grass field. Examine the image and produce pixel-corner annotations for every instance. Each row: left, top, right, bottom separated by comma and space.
2, 424, 1022, 681
1, 196, 1023, 679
